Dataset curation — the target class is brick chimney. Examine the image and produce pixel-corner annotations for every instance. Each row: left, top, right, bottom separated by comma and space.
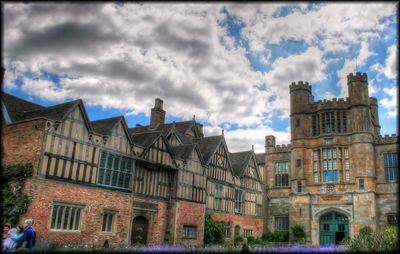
150, 98, 165, 127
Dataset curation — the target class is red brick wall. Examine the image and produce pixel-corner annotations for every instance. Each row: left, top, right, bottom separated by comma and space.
1, 120, 46, 175
20, 178, 169, 247
173, 201, 205, 246
211, 211, 263, 238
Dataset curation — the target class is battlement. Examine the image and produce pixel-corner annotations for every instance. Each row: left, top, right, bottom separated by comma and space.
312, 97, 350, 109
273, 144, 292, 152
376, 134, 399, 144
289, 81, 312, 92
347, 72, 368, 83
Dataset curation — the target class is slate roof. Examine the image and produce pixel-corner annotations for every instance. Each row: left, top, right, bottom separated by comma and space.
173, 128, 193, 145
230, 151, 253, 177
2, 92, 80, 123
129, 120, 196, 136
91, 116, 122, 136
2, 92, 45, 122
255, 153, 265, 164
192, 135, 222, 163
131, 131, 163, 148
20, 100, 80, 122
172, 144, 195, 160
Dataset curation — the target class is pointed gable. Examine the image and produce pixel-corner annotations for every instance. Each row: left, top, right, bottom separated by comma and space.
92, 116, 132, 154
131, 131, 176, 167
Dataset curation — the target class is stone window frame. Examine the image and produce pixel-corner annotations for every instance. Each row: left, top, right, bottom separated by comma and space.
313, 146, 349, 184
244, 229, 253, 237
49, 202, 85, 232
383, 152, 398, 182
358, 179, 365, 190
387, 214, 398, 226
102, 209, 118, 234
274, 216, 289, 232
273, 161, 289, 187
182, 225, 197, 239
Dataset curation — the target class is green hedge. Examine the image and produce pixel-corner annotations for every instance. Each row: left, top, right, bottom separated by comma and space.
204, 214, 225, 244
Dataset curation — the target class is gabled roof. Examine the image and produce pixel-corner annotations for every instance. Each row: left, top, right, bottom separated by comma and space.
91, 116, 123, 136
131, 131, 164, 148
169, 127, 193, 145
128, 120, 199, 137
230, 151, 253, 177
2, 92, 45, 122
255, 153, 265, 164
171, 144, 205, 164
20, 100, 80, 122
192, 135, 223, 163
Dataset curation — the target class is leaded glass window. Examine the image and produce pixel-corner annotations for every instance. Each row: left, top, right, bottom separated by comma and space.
384, 153, 398, 181
275, 217, 289, 231
274, 161, 289, 187
97, 151, 133, 189
323, 148, 337, 182
50, 203, 84, 231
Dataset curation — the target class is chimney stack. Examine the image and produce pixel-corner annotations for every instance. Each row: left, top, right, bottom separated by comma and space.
150, 98, 165, 127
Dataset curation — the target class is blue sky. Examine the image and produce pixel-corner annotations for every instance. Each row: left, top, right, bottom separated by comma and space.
2, 3, 398, 152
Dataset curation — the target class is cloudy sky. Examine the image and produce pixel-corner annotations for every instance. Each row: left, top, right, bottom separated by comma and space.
2, 2, 398, 153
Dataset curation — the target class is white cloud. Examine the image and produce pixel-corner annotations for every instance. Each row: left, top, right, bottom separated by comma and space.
230, 3, 396, 53
204, 125, 290, 153
383, 44, 398, 79
264, 46, 327, 117
380, 86, 398, 118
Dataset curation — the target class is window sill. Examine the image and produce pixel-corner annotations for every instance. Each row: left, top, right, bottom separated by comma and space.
49, 229, 81, 233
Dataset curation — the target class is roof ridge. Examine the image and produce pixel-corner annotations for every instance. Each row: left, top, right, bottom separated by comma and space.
91, 115, 123, 123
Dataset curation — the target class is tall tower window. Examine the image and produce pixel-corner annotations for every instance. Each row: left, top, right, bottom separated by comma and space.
274, 161, 289, 187
312, 115, 318, 135
344, 148, 350, 182
384, 153, 398, 181
313, 150, 319, 183
318, 111, 348, 135
313, 147, 349, 184
323, 148, 337, 182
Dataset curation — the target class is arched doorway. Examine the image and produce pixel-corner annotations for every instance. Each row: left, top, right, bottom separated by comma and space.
131, 216, 149, 245
234, 225, 240, 238
319, 211, 349, 245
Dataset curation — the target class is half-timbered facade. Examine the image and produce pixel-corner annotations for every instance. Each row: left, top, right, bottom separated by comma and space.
2, 87, 263, 247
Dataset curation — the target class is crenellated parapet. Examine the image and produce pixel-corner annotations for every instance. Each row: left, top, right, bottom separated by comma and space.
273, 144, 292, 153
375, 134, 399, 145
347, 72, 368, 83
289, 81, 312, 92
311, 97, 350, 110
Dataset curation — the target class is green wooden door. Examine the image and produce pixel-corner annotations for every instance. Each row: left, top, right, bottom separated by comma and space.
319, 211, 349, 246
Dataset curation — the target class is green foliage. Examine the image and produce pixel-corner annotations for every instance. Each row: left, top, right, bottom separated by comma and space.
241, 243, 251, 253
291, 224, 306, 241
204, 214, 225, 244
261, 231, 289, 242
14, 248, 29, 253
345, 225, 398, 252
235, 235, 244, 243
359, 226, 372, 236
246, 235, 256, 244
2, 163, 33, 225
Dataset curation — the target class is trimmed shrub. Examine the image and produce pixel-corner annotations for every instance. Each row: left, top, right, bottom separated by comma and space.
291, 224, 306, 243
235, 235, 244, 243
246, 235, 256, 245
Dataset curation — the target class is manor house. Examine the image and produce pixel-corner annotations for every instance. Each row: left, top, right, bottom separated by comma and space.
1, 68, 398, 247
